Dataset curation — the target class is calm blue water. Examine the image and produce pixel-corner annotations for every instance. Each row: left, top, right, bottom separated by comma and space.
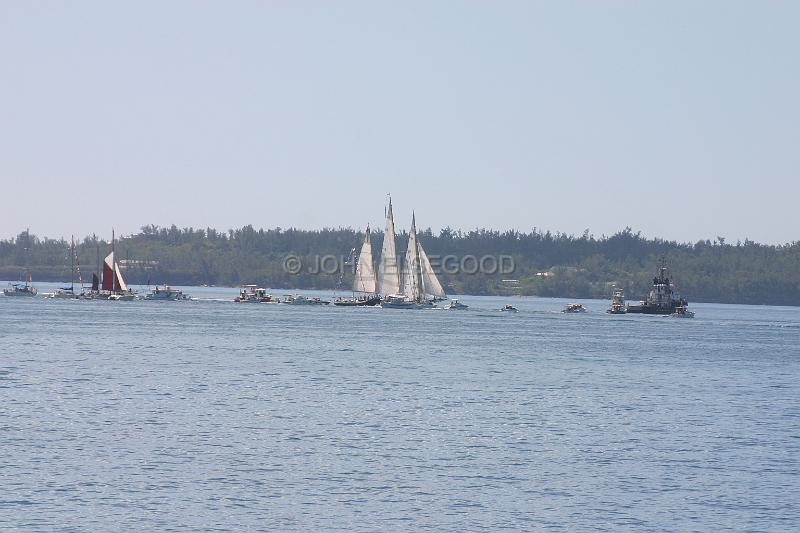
2, 283, 799, 531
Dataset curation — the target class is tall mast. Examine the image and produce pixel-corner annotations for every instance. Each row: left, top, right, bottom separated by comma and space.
411, 212, 423, 302
377, 195, 400, 296
112, 228, 117, 293
24, 228, 31, 287
75, 237, 84, 291
70, 235, 75, 291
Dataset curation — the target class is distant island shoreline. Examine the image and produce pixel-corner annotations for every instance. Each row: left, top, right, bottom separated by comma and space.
2, 225, 798, 307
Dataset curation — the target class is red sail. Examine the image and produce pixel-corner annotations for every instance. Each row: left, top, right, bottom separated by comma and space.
102, 261, 114, 291
101, 252, 127, 292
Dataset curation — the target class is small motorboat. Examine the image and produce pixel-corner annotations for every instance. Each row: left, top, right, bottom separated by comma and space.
607, 288, 626, 314
45, 287, 80, 299
670, 306, 695, 318
446, 299, 468, 310
283, 295, 330, 305
108, 291, 136, 301
501, 304, 518, 313
563, 303, 586, 313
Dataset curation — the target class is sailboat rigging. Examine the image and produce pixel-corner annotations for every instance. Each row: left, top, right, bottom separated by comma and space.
382, 209, 447, 309
106, 229, 135, 301
334, 225, 380, 306
47, 235, 81, 298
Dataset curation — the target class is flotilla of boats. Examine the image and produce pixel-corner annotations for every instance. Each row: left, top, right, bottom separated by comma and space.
3, 217, 695, 317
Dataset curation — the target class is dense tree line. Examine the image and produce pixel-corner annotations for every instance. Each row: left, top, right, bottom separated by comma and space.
1, 225, 798, 305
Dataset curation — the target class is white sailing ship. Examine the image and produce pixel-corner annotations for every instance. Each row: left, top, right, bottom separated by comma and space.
380, 206, 446, 309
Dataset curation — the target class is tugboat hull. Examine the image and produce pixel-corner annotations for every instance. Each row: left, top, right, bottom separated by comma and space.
626, 259, 690, 316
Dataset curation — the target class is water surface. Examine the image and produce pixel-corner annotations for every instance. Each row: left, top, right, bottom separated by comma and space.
2, 285, 798, 530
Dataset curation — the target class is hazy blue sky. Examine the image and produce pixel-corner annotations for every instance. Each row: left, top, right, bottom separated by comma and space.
1, 1, 798, 244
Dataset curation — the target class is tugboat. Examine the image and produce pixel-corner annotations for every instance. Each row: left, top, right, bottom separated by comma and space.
607, 288, 626, 314
626, 258, 688, 315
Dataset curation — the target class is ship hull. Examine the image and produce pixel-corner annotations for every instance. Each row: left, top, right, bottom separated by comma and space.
334, 296, 381, 307
3, 289, 37, 297
626, 305, 678, 315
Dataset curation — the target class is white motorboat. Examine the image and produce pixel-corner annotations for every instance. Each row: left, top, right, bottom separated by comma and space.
501, 304, 518, 313
45, 288, 80, 299
145, 285, 189, 301
108, 292, 135, 301
447, 299, 469, 310
670, 306, 695, 318
607, 288, 626, 314
283, 294, 330, 305
234, 285, 276, 303
563, 303, 587, 313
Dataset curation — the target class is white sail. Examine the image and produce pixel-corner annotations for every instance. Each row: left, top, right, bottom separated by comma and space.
401, 213, 423, 301
377, 198, 401, 296
353, 227, 376, 294
418, 243, 446, 299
